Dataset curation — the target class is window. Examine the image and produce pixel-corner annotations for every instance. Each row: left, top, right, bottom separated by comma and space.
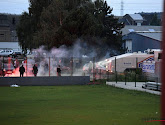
148, 29, 155, 32
126, 40, 132, 53
128, 29, 134, 32
158, 53, 162, 59
0, 34, 4, 37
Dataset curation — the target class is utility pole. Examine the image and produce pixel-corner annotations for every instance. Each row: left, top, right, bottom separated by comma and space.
121, 0, 124, 16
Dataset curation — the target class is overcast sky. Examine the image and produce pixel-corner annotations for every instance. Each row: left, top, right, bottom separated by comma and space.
0, 0, 163, 16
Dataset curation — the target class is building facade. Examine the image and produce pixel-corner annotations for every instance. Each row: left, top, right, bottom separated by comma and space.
123, 32, 161, 53
0, 14, 21, 51
0, 15, 11, 42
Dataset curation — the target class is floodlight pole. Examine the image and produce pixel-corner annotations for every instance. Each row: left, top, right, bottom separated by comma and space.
71, 57, 73, 76
3, 56, 4, 77
26, 57, 27, 77
49, 57, 50, 77
135, 57, 138, 87
125, 72, 126, 85
93, 57, 95, 83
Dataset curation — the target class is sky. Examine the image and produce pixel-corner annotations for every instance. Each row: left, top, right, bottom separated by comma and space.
0, 0, 163, 16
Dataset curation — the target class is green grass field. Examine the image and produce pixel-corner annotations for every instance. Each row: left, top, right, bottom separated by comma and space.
0, 84, 160, 125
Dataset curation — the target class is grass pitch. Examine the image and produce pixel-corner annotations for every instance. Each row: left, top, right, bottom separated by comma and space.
0, 84, 160, 125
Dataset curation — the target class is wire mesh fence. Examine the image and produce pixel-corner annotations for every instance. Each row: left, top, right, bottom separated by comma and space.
0, 56, 161, 86
0, 56, 97, 78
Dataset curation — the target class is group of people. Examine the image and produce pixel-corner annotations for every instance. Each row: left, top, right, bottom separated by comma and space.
19, 64, 38, 77
19, 64, 61, 77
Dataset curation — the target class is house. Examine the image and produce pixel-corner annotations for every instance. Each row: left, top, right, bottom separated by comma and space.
117, 14, 162, 54
0, 15, 11, 42
0, 14, 21, 51
119, 14, 144, 26
120, 25, 162, 53
7, 14, 20, 42
123, 31, 161, 53
119, 13, 162, 26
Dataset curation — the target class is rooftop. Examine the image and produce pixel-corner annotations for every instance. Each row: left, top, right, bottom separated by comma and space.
121, 25, 162, 35
129, 14, 144, 21
137, 32, 162, 41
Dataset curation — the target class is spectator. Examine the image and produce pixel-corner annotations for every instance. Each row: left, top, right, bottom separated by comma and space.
19, 65, 25, 77
14, 58, 19, 68
57, 65, 61, 76
33, 64, 38, 77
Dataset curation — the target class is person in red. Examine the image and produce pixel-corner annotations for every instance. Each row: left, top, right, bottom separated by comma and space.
32, 64, 38, 77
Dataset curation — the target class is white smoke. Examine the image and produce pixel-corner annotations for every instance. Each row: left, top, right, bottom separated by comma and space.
27, 39, 112, 76
31, 39, 98, 58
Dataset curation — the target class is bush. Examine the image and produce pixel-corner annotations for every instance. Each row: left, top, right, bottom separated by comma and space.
107, 72, 147, 82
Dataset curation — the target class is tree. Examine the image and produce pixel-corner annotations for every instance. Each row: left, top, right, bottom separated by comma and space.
17, 12, 33, 52
17, 0, 53, 51
150, 13, 161, 26
32, 0, 67, 49
94, 1, 124, 52
17, 0, 93, 50
32, 0, 95, 48
17, 0, 125, 56
55, 4, 102, 46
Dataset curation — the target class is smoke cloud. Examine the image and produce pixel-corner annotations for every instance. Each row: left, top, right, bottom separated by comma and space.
26, 39, 118, 76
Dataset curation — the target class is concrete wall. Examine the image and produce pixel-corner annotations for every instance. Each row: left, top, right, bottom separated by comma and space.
0, 76, 90, 86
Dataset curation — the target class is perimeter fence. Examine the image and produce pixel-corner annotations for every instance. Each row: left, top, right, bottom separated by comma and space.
0, 56, 161, 86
